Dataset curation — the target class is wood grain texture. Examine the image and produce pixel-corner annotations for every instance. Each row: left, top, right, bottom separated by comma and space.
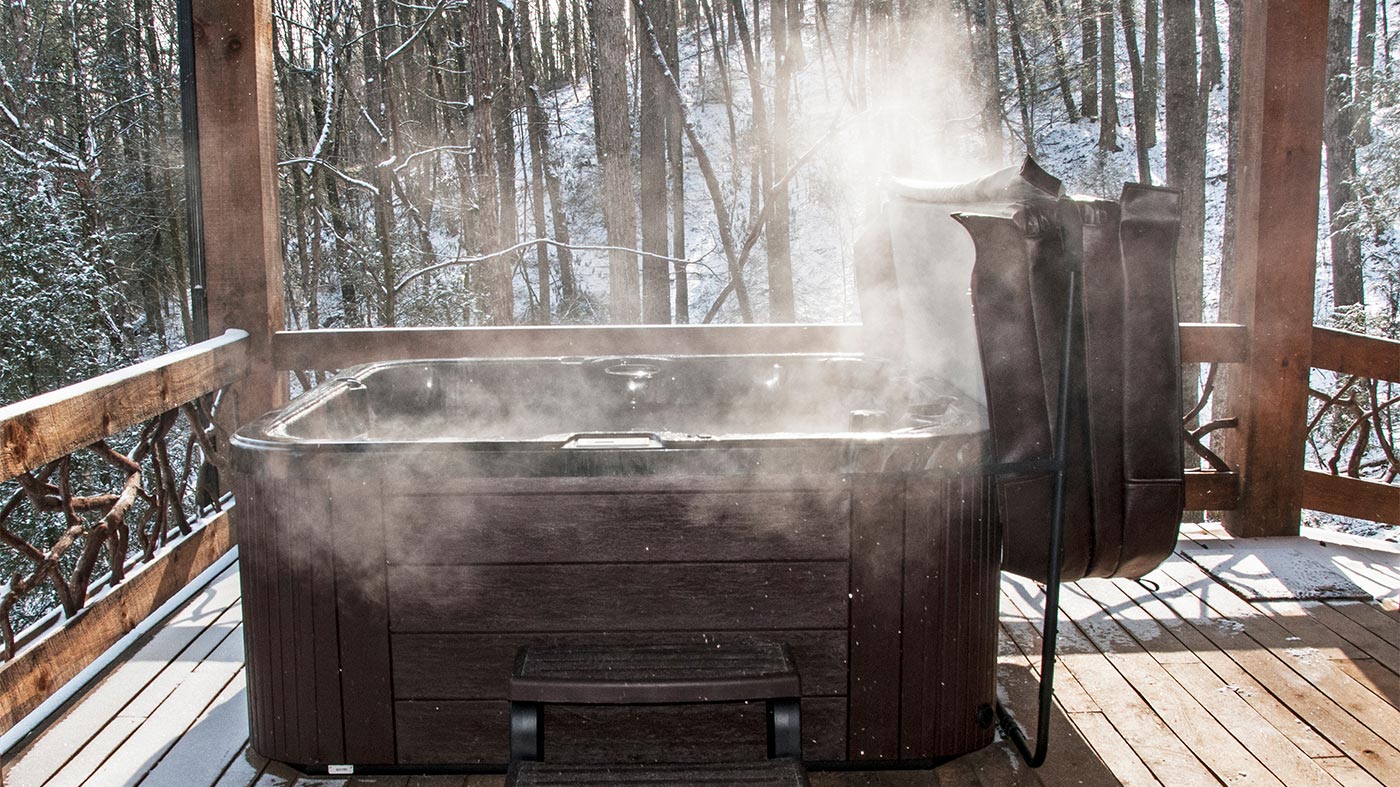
1301, 470, 1400, 525
846, 476, 905, 761
1216, 0, 1330, 537
330, 475, 395, 764
277, 323, 1242, 371
193, 0, 285, 425
1179, 323, 1248, 364
394, 697, 847, 765
391, 630, 848, 700
0, 510, 232, 731
1310, 326, 1400, 381
1184, 470, 1239, 511
385, 490, 850, 564
0, 330, 247, 482
388, 562, 850, 633
899, 473, 999, 759
274, 324, 867, 370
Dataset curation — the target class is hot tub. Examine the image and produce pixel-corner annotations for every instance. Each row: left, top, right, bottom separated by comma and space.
230, 354, 999, 770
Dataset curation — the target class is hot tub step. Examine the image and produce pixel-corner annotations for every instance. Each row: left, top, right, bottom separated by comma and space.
509, 639, 802, 762
505, 758, 809, 786
511, 639, 800, 704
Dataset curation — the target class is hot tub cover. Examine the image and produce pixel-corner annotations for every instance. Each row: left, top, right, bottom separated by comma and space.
856, 159, 1185, 582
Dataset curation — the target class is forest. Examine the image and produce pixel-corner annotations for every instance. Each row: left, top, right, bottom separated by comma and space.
0, 0, 1397, 638
2, 0, 1396, 406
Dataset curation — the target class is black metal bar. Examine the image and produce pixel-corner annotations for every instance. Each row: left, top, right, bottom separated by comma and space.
994, 268, 1080, 768
176, 0, 209, 343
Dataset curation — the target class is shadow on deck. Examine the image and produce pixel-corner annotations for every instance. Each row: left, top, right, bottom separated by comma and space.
4, 525, 1397, 787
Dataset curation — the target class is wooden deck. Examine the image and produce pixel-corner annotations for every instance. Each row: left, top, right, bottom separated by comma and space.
3, 525, 1396, 787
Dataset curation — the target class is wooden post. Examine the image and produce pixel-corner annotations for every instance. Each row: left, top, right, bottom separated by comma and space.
192, 0, 286, 426
1217, 0, 1328, 537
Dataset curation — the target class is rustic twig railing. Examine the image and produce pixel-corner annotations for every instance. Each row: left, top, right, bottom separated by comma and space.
1302, 326, 1400, 525
0, 330, 248, 731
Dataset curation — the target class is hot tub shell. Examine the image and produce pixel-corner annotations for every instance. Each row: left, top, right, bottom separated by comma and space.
231, 354, 1000, 769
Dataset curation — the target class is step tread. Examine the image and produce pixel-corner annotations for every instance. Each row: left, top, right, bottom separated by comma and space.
505, 758, 809, 786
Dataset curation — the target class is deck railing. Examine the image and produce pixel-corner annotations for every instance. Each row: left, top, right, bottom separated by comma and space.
0, 320, 1389, 740
0, 330, 248, 730
1302, 327, 1400, 525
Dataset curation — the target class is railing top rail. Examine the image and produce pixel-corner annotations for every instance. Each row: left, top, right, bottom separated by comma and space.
273, 323, 867, 370
1311, 326, 1400, 381
274, 322, 1247, 370
0, 329, 249, 484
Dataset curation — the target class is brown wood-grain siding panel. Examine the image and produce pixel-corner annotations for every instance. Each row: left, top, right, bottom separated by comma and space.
310, 505, 345, 763
385, 491, 850, 564
332, 476, 396, 764
899, 473, 998, 760
239, 474, 345, 765
394, 697, 847, 765
390, 630, 848, 699
388, 563, 849, 633
238, 477, 273, 760
846, 476, 905, 761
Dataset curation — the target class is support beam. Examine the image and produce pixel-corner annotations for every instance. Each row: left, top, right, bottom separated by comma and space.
1217, 0, 1329, 537
193, 0, 286, 427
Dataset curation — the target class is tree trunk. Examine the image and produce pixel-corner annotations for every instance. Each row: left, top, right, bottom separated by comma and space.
1220, 0, 1242, 320
636, 0, 752, 320
557, 0, 574, 84
518, 0, 552, 322
1163, 0, 1204, 417
588, 0, 641, 322
639, 0, 672, 323
1099, 0, 1119, 149
1081, 0, 1099, 119
1007, 0, 1038, 155
1143, 0, 1159, 145
768, 0, 796, 319
1324, 0, 1365, 309
467, 0, 508, 324
1356, 0, 1376, 143
666, 0, 689, 322
494, 5, 519, 324
361, 0, 398, 325
573, 0, 590, 90
1043, 0, 1080, 120
1198, 0, 1222, 90
967, 0, 1002, 150
1121, 0, 1152, 180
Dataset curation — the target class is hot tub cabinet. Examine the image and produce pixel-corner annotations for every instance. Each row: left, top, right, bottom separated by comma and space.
231, 355, 999, 770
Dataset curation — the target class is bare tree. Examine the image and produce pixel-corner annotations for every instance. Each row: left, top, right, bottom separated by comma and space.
1098, 0, 1119, 150
588, 0, 641, 322
1324, 0, 1365, 308
1121, 0, 1152, 180
639, 0, 673, 323
1163, 0, 1206, 415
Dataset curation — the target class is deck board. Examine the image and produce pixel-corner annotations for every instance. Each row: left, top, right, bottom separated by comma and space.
3, 526, 1398, 787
